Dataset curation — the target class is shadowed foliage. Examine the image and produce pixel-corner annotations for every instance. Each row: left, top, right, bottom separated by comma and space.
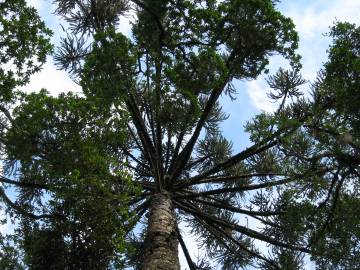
0, 1, 359, 269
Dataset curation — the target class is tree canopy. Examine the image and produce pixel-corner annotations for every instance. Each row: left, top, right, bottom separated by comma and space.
0, 0, 359, 269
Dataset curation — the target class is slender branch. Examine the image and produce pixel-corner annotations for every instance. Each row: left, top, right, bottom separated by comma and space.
182, 155, 211, 172
310, 171, 345, 246
127, 96, 156, 162
315, 173, 338, 211
0, 175, 50, 190
124, 161, 150, 176
167, 129, 186, 175
176, 227, 197, 270
129, 0, 166, 46
250, 215, 282, 229
128, 191, 152, 206
191, 194, 283, 227
144, 102, 157, 150
175, 177, 295, 199
182, 141, 278, 188
154, 60, 164, 187
164, 125, 172, 172
132, 180, 156, 191
187, 197, 285, 217
126, 123, 147, 161
211, 221, 281, 269
194, 215, 280, 269
0, 188, 61, 220
0, 105, 15, 125
126, 95, 161, 190
180, 125, 300, 188
121, 146, 150, 171
178, 173, 283, 188
170, 74, 231, 181
174, 200, 309, 253
131, 197, 150, 215
193, 216, 238, 262
125, 199, 150, 235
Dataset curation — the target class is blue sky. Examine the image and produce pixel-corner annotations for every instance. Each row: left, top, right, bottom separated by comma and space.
2, 0, 360, 269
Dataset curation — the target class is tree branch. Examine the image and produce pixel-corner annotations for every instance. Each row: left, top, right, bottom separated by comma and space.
121, 146, 150, 172
175, 177, 295, 199
0, 175, 50, 190
194, 215, 281, 269
0, 188, 62, 220
129, 0, 166, 46
0, 105, 14, 125
179, 125, 299, 188
167, 129, 186, 175
132, 180, 156, 191
164, 125, 172, 172
170, 74, 231, 182
183, 141, 278, 187
176, 227, 197, 270
174, 200, 309, 253
178, 173, 283, 188
126, 95, 161, 189
187, 197, 285, 217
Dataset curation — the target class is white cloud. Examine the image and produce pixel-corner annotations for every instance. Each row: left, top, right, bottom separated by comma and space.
26, 0, 43, 10
118, 10, 137, 37
246, 80, 276, 113
24, 61, 81, 96
246, 0, 360, 111
288, 0, 360, 40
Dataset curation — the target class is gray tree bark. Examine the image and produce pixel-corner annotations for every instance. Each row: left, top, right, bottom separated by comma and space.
139, 192, 180, 270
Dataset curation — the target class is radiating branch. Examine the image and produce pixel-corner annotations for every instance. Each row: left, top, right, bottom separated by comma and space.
194, 215, 281, 269
132, 180, 156, 191
176, 227, 197, 270
121, 146, 150, 172
178, 173, 283, 188
174, 200, 309, 253
0, 175, 50, 190
126, 95, 162, 190
128, 191, 152, 206
0, 188, 62, 220
170, 74, 231, 182
125, 199, 150, 235
167, 129, 186, 175
210, 220, 281, 269
182, 141, 277, 187
181, 125, 301, 187
187, 197, 285, 217
175, 177, 295, 199
182, 155, 212, 172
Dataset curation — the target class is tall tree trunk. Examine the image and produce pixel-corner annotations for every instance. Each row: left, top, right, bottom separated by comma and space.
139, 192, 180, 270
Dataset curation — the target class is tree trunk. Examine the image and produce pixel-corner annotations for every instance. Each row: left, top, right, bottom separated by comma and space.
139, 192, 180, 270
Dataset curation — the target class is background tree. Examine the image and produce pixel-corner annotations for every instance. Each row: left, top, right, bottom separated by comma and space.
0, 0, 359, 270
248, 21, 360, 270
0, 0, 137, 268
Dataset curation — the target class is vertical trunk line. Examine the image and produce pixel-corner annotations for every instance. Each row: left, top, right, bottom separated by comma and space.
140, 192, 180, 270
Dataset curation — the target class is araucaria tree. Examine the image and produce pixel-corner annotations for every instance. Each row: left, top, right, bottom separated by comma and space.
0, 0, 360, 269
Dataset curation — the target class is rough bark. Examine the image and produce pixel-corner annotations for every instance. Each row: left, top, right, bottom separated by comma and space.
139, 192, 180, 270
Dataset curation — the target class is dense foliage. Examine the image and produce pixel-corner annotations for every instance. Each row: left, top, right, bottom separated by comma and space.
0, 0, 359, 269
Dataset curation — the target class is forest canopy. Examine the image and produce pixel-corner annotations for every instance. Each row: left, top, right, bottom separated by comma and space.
0, 0, 359, 269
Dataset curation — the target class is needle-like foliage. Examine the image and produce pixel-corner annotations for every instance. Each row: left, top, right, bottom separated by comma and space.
0, 1, 359, 269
